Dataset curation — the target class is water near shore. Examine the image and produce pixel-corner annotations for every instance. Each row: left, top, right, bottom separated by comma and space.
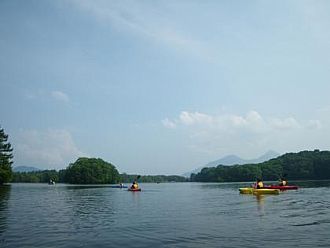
1, 181, 330, 247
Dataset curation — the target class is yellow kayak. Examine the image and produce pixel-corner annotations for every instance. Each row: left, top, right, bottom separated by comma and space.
239, 187, 280, 195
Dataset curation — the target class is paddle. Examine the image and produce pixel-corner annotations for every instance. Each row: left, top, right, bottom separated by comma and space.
136, 175, 141, 186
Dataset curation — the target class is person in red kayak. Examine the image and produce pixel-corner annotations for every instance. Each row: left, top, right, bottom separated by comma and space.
279, 177, 287, 186
131, 180, 139, 190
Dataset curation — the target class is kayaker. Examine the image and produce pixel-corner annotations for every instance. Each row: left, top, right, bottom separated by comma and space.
131, 180, 139, 189
256, 178, 264, 189
279, 177, 287, 186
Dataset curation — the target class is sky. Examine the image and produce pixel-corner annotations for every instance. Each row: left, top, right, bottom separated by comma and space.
1, 0, 330, 175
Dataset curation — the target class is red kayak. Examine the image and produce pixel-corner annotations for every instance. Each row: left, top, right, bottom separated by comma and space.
128, 188, 141, 192
263, 185, 298, 190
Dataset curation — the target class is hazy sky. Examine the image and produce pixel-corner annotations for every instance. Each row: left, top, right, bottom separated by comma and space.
1, 0, 330, 175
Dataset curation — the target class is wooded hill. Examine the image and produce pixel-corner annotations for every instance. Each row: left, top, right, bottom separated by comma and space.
11, 157, 188, 184
190, 150, 330, 182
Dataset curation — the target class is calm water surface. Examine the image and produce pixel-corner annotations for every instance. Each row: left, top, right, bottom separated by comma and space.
1, 181, 330, 247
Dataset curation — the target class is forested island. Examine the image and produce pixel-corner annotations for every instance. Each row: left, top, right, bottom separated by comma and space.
11, 157, 188, 184
191, 150, 330, 182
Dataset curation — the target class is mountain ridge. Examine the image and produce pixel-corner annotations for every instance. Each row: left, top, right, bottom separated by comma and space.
183, 150, 280, 177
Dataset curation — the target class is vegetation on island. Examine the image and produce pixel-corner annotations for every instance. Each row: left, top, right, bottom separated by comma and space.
11, 158, 120, 184
0, 127, 13, 185
12, 170, 59, 183
191, 150, 330, 182
62, 157, 120, 184
12, 168, 188, 184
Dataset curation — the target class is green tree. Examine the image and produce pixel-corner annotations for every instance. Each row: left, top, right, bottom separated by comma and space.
64, 157, 120, 184
191, 150, 330, 182
0, 126, 13, 185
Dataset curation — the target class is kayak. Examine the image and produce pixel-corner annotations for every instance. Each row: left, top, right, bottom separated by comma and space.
128, 188, 141, 192
263, 185, 298, 190
110, 185, 128, 188
239, 188, 280, 195
239, 187, 280, 195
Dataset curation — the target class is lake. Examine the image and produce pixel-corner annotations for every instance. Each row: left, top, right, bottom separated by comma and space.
1, 181, 330, 247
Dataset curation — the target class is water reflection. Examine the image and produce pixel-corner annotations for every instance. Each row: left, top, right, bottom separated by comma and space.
255, 194, 265, 215
129, 189, 141, 207
0, 185, 11, 236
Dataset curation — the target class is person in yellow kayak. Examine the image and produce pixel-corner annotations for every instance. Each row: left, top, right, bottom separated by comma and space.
131, 180, 139, 190
255, 178, 264, 189
279, 177, 287, 186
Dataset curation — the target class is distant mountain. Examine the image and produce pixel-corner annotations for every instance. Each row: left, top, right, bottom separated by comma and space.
207, 150, 280, 167
183, 150, 280, 178
255, 150, 280, 164
13, 166, 41, 172
205, 154, 245, 168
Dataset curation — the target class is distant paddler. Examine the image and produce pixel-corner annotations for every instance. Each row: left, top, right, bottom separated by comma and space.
129, 175, 141, 191
48, 179, 55, 185
130, 180, 139, 190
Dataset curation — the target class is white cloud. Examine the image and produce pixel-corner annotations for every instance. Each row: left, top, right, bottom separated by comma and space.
179, 111, 213, 126
161, 118, 176, 129
246, 110, 263, 123
229, 115, 247, 127
51, 90, 70, 103
163, 110, 326, 158
269, 117, 301, 130
164, 110, 268, 132
174, 110, 302, 131
15, 129, 86, 169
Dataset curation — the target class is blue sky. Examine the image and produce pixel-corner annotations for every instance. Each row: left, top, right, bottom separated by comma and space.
1, 0, 330, 175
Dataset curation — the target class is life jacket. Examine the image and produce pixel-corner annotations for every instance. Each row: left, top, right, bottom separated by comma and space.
257, 181, 264, 188
133, 183, 138, 189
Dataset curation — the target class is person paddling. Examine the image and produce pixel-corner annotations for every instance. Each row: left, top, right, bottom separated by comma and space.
279, 177, 288, 186
131, 180, 139, 190
255, 178, 264, 189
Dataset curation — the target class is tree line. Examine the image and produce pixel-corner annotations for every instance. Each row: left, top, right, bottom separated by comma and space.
11, 164, 188, 184
11, 157, 188, 184
191, 150, 330, 182
120, 173, 188, 183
